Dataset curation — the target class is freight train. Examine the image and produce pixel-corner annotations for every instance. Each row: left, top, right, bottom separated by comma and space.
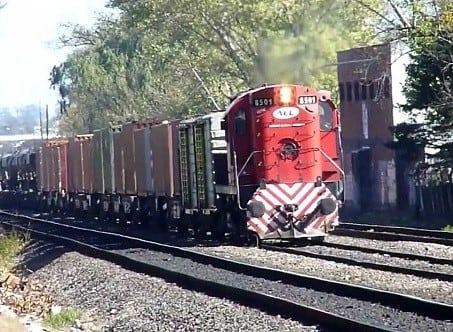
0, 84, 344, 245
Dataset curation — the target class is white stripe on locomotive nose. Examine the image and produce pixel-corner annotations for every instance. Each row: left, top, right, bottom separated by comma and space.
291, 183, 313, 203
278, 183, 303, 196
259, 189, 283, 207
293, 187, 325, 218
266, 185, 292, 203
298, 190, 332, 218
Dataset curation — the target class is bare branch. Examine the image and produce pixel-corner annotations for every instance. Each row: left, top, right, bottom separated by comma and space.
386, 0, 412, 28
351, 0, 397, 26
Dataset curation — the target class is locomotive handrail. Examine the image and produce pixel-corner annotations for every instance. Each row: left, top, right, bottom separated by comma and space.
317, 148, 345, 179
238, 150, 262, 177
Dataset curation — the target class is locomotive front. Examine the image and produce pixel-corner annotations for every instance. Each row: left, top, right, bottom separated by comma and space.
227, 84, 343, 241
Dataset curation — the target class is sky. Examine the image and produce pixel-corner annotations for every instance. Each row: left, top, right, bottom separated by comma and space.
0, 0, 110, 112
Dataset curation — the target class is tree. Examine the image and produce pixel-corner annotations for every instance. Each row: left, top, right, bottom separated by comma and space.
52, 0, 383, 134
380, 2, 453, 165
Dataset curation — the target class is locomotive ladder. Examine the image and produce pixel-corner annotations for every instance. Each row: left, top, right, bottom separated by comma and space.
194, 126, 206, 207
179, 129, 190, 206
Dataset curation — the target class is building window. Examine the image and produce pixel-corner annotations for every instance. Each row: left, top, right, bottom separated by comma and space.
339, 83, 345, 102
354, 81, 360, 101
369, 81, 375, 100
383, 77, 390, 98
346, 82, 352, 101
361, 84, 367, 100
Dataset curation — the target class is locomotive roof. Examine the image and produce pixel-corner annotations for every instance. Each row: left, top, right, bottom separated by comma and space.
226, 83, 311, 115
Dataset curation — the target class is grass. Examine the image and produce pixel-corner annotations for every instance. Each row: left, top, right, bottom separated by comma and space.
0, 230, 29, 274
44, 308, 81, 331
442, 225, 453, 232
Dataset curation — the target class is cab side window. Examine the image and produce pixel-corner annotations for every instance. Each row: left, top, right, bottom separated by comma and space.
235, 109, 246, 135
319, 101, 332, 131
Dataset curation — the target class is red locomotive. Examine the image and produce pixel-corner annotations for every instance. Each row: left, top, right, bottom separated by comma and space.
0, 84, 343, 244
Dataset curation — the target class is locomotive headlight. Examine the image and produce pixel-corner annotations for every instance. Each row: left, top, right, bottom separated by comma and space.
279, 86, 293, 104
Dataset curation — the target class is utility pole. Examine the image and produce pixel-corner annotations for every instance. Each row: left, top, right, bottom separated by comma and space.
46, 104, 49, 140
39, 104, 43, 140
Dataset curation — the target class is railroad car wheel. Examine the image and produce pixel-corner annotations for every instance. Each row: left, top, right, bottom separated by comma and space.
99, 205, 107, 222
39, 196, 46, 212
212, 211, 227, 241
87, 204, 97, 221
157, 209, 168, 231
131, 208, 141, 226
118, 205, 127, 225
192, 214, 205, 239
67, 200, 75, 217
177, 214, 190, 237
49, 199, 56, 214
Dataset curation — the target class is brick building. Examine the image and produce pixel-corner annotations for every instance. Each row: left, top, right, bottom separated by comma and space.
336, 42, 414, 211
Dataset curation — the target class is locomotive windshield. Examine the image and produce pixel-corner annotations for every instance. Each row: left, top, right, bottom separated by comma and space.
319, 101, 332, 131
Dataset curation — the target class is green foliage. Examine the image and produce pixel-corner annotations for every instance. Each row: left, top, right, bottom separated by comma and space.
443, 225, 453, 232
0, 231, 29, 272
385, 123, 426, 163
51, 0, 382, 134
382, 1, 453, 165
45, 308, 81, 331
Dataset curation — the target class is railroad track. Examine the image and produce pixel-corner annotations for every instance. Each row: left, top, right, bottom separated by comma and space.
334, 222, 453, 246
321, 241, 453, 266
1, 211, 452, 332
260, 244, 453, 282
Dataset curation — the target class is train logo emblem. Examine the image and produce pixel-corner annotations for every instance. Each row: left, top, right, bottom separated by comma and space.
272, 107, 299, 120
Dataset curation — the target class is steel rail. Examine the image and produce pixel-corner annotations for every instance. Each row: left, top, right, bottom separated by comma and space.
339, 223, 453, 239
332, 228, 453, 246
1, 210, 453, 322
0, 219, 392, 332
260, 244, 453, 282
321, 241, 453, 266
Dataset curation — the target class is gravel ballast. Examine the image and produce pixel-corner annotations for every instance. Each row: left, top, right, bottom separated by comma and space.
114, 247, 453, 332
192, 245, 453, 305
326, 235, 453, 259
30, 247, 322, 332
